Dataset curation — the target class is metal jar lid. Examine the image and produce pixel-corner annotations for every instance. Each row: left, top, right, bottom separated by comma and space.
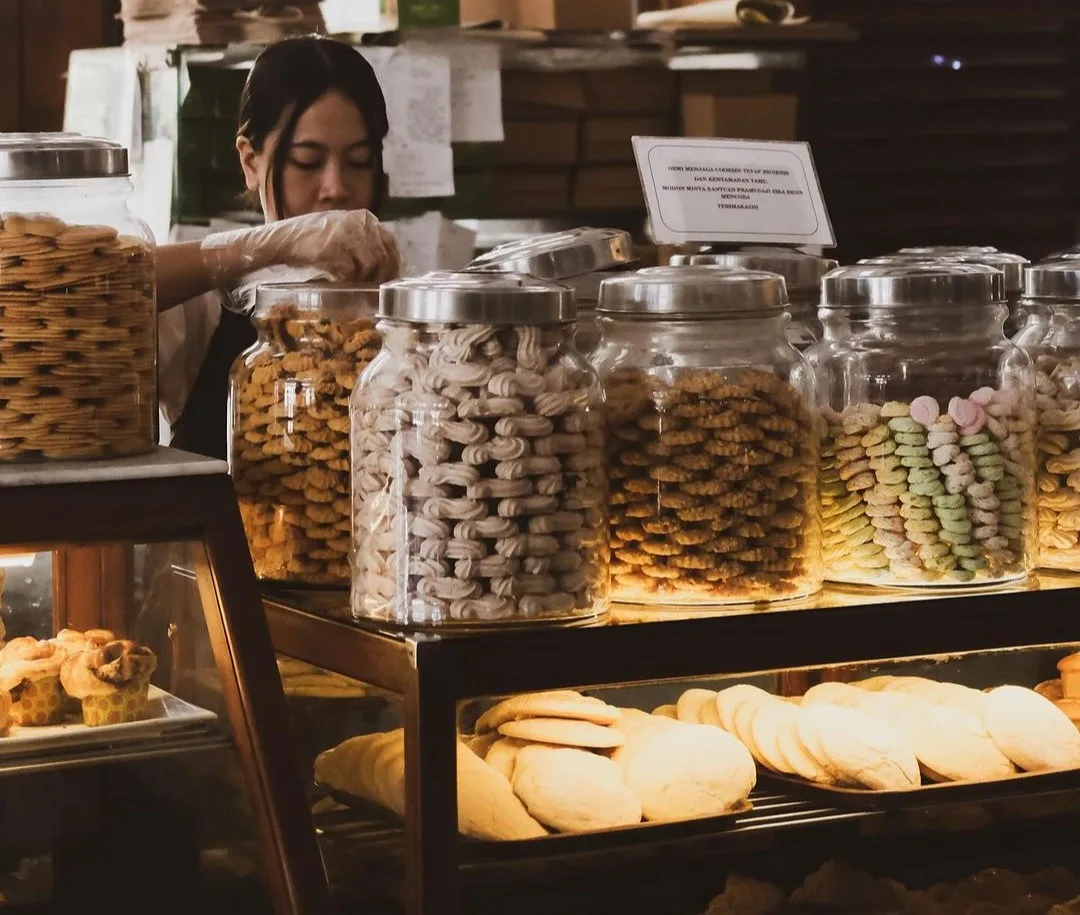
255, 281, 380, 320
821, 263, 1005, 309
1039, 248, 1080, 264
0, 132, 129, 180
858, 254, 963, 267
669, 248, 838, 293
466, 227, 635, 280
380, 271, 574, 325
897, 245, 998, 257
953, 251, 1028, 294
1023, 262, 1080, 300
597, 266, 788, 318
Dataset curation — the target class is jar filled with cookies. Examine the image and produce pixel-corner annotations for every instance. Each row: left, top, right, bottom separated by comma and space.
670, 247, 838, 350
591, 266, 823, 606
0, 132, 155, 461
1014, 262, 1080, 570
810, 263, 1037, 587
351, 272, 608, 628
229, 282, 380, 585
466, 227, 636, 355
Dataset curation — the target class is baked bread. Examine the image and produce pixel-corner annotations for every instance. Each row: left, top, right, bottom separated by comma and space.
801, 681, 866, 709
796, 704, 919, 790
749, 699, 802, 775
314, 730, 547, 840
715, 683, 772, 732
610, 707, 656, 735
511, 745, 641, 832
484, 737, 524, 781
652, 704, 678, 719
983, 685, 1080, 771
909, 704, 1015, 783
497, 717, 624, 748
613, 719, 756, 822
676, 688, 717, 724
476, 690, 621, 734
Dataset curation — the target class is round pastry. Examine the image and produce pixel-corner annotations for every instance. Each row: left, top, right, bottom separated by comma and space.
0, 638, 67, 726
1058, 653, 1080, 700
983, 685, 1080, 772
796, 704, 920, 790
53, 628, 116, 654
676, 688, 718, 724
60, 639, 157, 727
497, 717, 624, 749
485, 737, 526, 781
1037, 679, 1066, 702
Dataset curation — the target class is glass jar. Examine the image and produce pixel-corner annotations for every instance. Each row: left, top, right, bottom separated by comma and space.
898, 245, 999, 257
808, 263, 1037, 588
228, 282, 380, 586
591, 266, 822, 606
0, 133, 155, 461
351, 272, 608, 628
669, 248, 838, 350
466, 227, 636, 356
1014, 262, 1080, 570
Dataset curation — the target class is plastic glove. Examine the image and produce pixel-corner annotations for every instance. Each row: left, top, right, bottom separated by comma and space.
199, 209, 401, 287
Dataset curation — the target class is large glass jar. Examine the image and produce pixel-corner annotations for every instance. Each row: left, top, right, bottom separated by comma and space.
228, 282, 380, 586
669, 248, 838, 350
0, 133, 155, 461
808, 263, 1037, 588
351, 272, 608, 628
591, 266, 822, 606
1014, 263, 1080, 570
466, 227, 636, 356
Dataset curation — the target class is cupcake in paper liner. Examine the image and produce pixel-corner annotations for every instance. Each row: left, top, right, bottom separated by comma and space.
52, 629, 117, 714
61, 639, 157, 727
0, 637, 69, 726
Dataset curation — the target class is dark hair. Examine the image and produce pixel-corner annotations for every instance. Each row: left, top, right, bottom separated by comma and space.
238, 36, 390, 218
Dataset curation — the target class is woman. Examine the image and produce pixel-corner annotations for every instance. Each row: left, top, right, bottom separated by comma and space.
157, 36, 400, 459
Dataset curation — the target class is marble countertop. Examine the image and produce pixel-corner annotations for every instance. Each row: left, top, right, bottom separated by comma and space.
0, 447, 228, 488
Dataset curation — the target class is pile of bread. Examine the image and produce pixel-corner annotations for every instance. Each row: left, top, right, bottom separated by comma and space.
703, 860, 1080, 915
314, 689, 757, 840
276, 656, 367, 699
675, 674, 1080, 791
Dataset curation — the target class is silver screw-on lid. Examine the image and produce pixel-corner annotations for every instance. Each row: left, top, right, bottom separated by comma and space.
0, 132, 129, 180
1039, 248, 1080, 265
1023, 262, 1080, 300
380, 271, 574, 325
857, 252, 1026, 294
467, 227, 635, 280
822, 263, 1005, 309
597, 266, 788, 318
670, 248, 837, 292
897, 245, 998, 257
255, 281, 381, 319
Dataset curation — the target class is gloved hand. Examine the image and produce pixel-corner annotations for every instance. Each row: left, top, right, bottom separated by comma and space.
200, 209, 401, 287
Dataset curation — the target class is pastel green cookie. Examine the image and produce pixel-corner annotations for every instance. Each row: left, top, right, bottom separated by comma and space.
999, 512, 1023, 527
901, 456, 934, 469
998, 499, 1022, 514
895, 445, 928, 457
973, 454, 1004, 468
870, 455, 902, 472
901, 506, 934, 521
947, 569, 976, 583
941, 518, 973, 535
977, 466, 1005, 482
959, 557, 988, 572
952, 543, 982, 558
888, 417, 922, 433
937, 507, 966, 522
911, 481, 946, 497
861, 425, 890, 447
933, 493, 965, 509
940, 528, 972, 544
894, 432, 927, 446
966, 442, 1000, 457
907, 468, 940, 485
1000, 525, 1024, 540
959, 434, 990, 447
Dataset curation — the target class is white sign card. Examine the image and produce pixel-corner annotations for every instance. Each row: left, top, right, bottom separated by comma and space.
632, 137, 835, 247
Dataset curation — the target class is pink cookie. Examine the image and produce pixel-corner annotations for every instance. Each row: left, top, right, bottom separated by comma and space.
909, 396, 940, 426
948, 396, 985, 433
969, 387, 997, 406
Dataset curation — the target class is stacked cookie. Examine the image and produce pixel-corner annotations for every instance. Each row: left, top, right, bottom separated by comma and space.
0, 212, 155, 461
352, 322, 607, 625
821, 390, 1035, 585
688, 674, 1080, 791
1032, 354, 1080, 569
605, 366, 820, 604
231, 302, 380, 584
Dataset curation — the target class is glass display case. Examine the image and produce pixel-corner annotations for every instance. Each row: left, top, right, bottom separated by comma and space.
0, 448, 328, 914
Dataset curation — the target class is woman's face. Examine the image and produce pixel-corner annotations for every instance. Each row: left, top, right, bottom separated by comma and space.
237, 89, 377, 220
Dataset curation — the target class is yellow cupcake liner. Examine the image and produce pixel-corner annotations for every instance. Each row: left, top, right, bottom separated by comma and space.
9, 674, 64, 726
81, 678, 151, 727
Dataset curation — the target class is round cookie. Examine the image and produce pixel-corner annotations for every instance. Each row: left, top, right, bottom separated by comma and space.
716, 683, 773, 732
749, 700, 799, 775
466, 731, 501, 759
497, 717, 625, 749
775, 706, 833, 784
485, 737, 526, 781
910, 705, 1015, 783
983, 685, 1080, 772
801, 681, 866, 709
476, 690, 621, 733
511, 745, 641, 832
677, 688, 718, 724
732, 692, 779, 766
613, 720, 757, 822
796, 704, 919, 790
652, 704, 678, 719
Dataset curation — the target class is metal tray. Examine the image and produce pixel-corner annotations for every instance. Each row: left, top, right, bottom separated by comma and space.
760, 767, 1080, 810
317, 782, 753, 855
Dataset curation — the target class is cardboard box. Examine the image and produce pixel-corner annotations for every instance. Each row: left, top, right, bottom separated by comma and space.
502, 71, 586, 111
573, 165, 642, 210
460, 0, 514, 23
581, 115, 671, 163
492, 169, 573, 215
681, 93, 798, 141
501, 119, 580, 166
510, 0, 636, 31
584, 68, 676, 113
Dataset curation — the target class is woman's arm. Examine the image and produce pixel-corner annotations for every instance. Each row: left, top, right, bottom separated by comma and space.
155, 210, 401, 313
